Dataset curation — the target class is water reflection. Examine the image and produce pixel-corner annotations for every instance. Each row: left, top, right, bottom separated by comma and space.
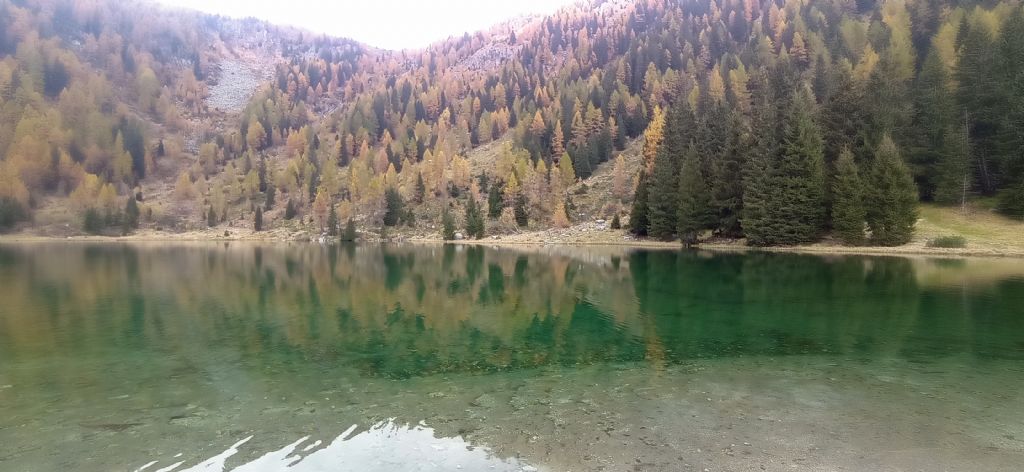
2, 243, 1023, 385
1, 243, 1023, 471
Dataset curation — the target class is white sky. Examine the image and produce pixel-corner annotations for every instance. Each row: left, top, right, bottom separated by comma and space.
154, 0, 576, 50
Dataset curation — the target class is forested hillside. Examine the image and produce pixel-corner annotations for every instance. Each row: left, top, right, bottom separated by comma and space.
1, 0, 1023, 246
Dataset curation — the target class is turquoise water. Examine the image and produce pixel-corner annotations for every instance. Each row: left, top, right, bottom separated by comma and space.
0, 243, 1022, 471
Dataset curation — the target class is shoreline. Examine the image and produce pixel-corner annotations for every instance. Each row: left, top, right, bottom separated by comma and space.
2, 232, 1023, 259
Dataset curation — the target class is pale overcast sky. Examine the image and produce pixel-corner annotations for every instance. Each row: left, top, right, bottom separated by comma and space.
155, 0, 576, 50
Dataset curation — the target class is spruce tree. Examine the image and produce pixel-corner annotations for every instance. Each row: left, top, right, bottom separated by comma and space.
414, 172, 426, 204
207, 206, 217, 227
326, 205, 338, 236
441, 209, 456, 240
487, 183, 503, 218
998, 179, 1024, 219
677, 144, 714, 247
773, 89, 827, 244
629, 171, 650, 236
383, 187, 404, 226
933, 124, 970, 205
254, 207, 263, 232
341, 218, 357, 242
610, 213, 621, 229
514, 194, 528, 227
647, 145, 678, 240
265, 185, 275, 210
831, 148, 866, 245
124, 197, 140, 231
284, 199, 296, 220
713, 111, 747, 237
866, 135, 919, 246
465, 196, 485, 239
742, 71, 782, 246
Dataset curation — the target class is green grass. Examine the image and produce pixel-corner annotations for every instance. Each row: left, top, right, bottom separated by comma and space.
917, 203, 1024, 252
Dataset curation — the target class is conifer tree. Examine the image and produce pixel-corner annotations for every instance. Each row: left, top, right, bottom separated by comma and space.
647, 145, 678, 240
465, 195, 485, 239
487, 183, 503, 218
831, 148, 866, 245
265, 185, 275, 210
773, 89, 826, 244
327, 204, 338, 236
866, 135, 918, 246
414, 171, 426, 204
934, 125, 970, 206
284, 199, 297, 220
207, 206, 217, 227
676, 144, 714, 247
441, 209, 456, 240
341, 218, 357, 242
124, 197, 140, 231
383, 187, 404, 226
514, 194, 529, 227
629, 171, 650, 236
254, 207, 263, 232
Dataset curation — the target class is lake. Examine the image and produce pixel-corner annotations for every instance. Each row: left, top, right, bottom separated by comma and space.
0, 242, 1022, 471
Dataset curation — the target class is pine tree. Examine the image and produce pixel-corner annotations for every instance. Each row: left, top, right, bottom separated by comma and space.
465, 195, 485, 239
742, 71, 783, 246
610, 213, 621, 229
676, 144, 714, 247
647, 145, 678, 240
254, 207, 263, 232
383, 187, 404, 226
831, 148, 866, 245
327, 205, 338, 236
441, 209, 456, 240
207, 206, 217, 227
629, 171, 650, 236
866, 135, 918, 246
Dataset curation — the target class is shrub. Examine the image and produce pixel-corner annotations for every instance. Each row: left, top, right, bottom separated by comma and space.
0, 197, 27, 232
926, 235, 967, 248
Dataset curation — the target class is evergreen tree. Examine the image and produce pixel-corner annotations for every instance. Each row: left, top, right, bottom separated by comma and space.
207, 206, 217, 227
773, 89, 827, 244
341, 218, 357, 241
998, 179, 1024, 219
254, 207, 263, 232
514, 194, 528, 227
465, 196, 485, 239
265, 185, 275, 210
742, 71, 782, 246
441, 209, 456, 240
610, 213, 621, 229
0, 197, 26, 232
383, 187, 404, 226
956, 21, 999, 195
83, 208, 103, 234
911, 50, 955, 199
934, 124, 971, 205
284, 199, 297, 220
487, 183, 503, 218
713, 111, 747, 237
831, 148, 866, 245
866, 135, 919, 246
629, 171, 650, 236
414, 172, 426, 204
124, 197, 140, 231
327, 205, 338, 236
676, 144, 714, 247
647, 145, 678, 240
